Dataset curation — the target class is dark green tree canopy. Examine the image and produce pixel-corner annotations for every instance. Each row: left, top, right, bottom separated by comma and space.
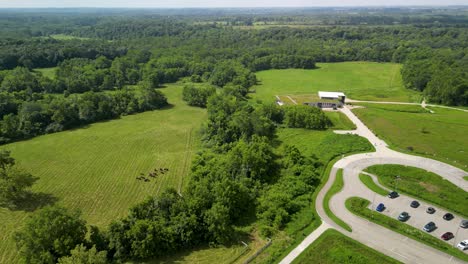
15, 206, 87, 264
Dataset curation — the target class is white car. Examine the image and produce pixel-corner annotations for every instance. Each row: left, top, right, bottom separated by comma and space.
457, 240, 468, 250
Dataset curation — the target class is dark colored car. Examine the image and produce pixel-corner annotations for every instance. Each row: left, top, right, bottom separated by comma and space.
376, 203, 385, 212
426, 207, 436, 214
398, 212, 410, 221
441, 232, 454, 241
460, 220, 468, 228
410, 200, 420, 208
423, 221, 437, 232
388, 191, 399, 199
443, 213, 454, 221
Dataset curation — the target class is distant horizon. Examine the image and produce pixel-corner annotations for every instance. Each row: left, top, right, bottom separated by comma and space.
1, 5, 468, 8
1, 0, 467, 9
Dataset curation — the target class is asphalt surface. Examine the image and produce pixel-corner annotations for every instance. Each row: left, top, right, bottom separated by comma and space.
280, 105, 468, 264
364, 173, 468, 248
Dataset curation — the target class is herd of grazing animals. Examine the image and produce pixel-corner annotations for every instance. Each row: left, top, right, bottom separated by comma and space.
136, 167, 169, 182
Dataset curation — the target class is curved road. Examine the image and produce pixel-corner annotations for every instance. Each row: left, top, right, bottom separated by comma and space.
280, 106, 468, 264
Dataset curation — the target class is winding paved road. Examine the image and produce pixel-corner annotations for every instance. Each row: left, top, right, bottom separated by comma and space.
279, 105, 468, 264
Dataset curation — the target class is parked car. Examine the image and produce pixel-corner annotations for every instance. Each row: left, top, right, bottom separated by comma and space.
387, 191, 399, 199
426, 207, 436, 214
398, 212, 410, 221
443, 213, 454, 221
410, 200, 420, 208
457, 240, 468, 250
376, 203, 385, 212
423, 222, 437, 232
441, 232, 454, 241
460, 220, 468, 228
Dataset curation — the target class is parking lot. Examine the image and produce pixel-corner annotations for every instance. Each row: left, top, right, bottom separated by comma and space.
369, 193, 468, 252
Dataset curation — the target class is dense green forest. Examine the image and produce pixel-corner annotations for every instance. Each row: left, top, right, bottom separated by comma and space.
1, 7, 467, 263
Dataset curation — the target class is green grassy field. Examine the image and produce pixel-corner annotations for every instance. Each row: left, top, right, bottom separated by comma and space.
49, 34, 92, 41
352, 104, 468, 169
35, 67, 57, 79
0, 83, 207, 263
359, 174, 388, 196
325, 111, 357, 130
292, 229, 400, 264
323, 169, 352, 231
252, 62, 420, 102
365, 165, 468, 218
346, 197, 468, 262
276, 129, 374, 163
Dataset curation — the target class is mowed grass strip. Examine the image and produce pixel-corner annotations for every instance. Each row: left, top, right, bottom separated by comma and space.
359, 174, 389, 196
365, 164, 468, 218
352, 104, 468, 169
252, 62, 420, 103
0, 83, 206, 263
292, 229, 401, 264
323, 169, 352, 232
276, 129, 373, 163
346, 197, 468, 262
325, 111, 357, 130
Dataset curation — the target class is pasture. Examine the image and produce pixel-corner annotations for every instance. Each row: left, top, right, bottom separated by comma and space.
49, 34, 92, 41
292, 229, 400, 264
35, 67, 57, 79
252, 62, 420, 103
0, 83, 206, 263
352, 104, 468, 169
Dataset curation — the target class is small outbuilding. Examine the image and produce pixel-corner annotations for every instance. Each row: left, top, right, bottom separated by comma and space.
304, 91, 346, 109
318, 91, 346, 103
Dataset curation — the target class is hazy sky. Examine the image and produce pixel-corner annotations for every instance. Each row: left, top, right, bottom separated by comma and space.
0, 0, 467, 8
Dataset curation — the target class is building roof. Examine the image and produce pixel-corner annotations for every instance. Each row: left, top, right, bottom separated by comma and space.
318, 91, 345, 99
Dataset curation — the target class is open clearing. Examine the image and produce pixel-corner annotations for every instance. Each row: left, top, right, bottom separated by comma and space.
352, 104, 468, 169
291, 229, 400, 264
252, 62, 420, 103
34, 67, 57, 79
0, 83, 207, 263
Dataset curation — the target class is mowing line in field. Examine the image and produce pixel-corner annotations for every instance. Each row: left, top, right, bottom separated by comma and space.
287, 95, 298, 105
179, 128, 194, 195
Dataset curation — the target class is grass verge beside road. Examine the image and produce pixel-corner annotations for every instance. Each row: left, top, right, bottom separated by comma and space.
352, 104, 468, 169
346, 197, 468, 262
254, 136, 374, 263
292, 229, 401, 264
359, 174, 389, 196
323, 169, 352, 232
365, 164, 468, 218
325, 111, 357, 130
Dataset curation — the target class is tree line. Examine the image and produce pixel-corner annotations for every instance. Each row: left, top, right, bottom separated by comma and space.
12, 81, 333, 263
0, 88, 167, 144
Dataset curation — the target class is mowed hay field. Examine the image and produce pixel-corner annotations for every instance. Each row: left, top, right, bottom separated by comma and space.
0, 83, 207, 263
252, 62, 420, 103
352, 104, 468, 169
